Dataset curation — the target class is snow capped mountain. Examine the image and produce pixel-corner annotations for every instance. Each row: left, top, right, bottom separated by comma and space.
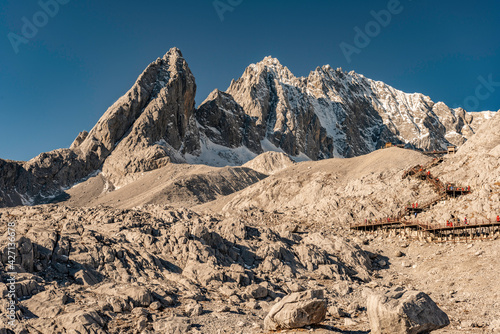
0, 48, 496, 207
216, 56, 491, 160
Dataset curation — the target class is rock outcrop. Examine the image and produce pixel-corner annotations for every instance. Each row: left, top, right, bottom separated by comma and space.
264, 290, 327, 330
74, 48, 199, 171
367, 288, 450, 334
242, 151, 295, 175
0, 48, 201, 205
0, 150, 88, 207
195, 89, 262, 161
98, 48, 200, 187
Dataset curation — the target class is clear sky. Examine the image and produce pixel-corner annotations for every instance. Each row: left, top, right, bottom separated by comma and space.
1, 0, 499, 161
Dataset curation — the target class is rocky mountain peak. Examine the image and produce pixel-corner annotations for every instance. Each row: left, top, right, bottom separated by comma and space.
202, 88, 229, 104
259, 55, 282, 66
238, 56, 298, 85
222, 56, 495, 159
162, 46, 183, 59
0, 48, 496, 208
98, 47, 199, 186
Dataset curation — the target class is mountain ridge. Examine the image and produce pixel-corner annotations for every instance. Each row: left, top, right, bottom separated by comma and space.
0, 47, 496, 208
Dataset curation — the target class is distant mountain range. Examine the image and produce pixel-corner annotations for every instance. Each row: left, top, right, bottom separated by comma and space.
0, 47, 496, 207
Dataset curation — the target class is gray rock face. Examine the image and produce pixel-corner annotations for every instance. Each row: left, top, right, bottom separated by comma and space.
0, 149, 89, 208
195, 89, 262, 154
264, 290, 327, 330
0, 47, 200, 204
75, 48, 198, 170
226, 58, 336, 159
0, 159, 25, 207
100, 48, 200, 186
223, 57, 491, 159
367, 288, 450, 334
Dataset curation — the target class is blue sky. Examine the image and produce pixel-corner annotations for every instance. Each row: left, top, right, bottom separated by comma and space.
1, 0, 499, 161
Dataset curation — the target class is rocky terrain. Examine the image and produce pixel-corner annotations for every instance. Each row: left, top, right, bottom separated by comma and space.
0, 204, 375, 333
1, 111, 499, 332
0, 47, 499, 334
1, 199, 499, 333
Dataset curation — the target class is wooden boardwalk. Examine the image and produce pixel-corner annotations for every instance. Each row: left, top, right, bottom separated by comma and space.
351, 218, 500, 241
352, 218, 500, 231
352, 161, 497, 242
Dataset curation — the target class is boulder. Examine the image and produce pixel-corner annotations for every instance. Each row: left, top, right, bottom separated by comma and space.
153, 316, 191, 334
57, 309, 106, 334
244, 284, 268, 300
328, 305, 348, 318
264, 290, 327, 331
21, 289, 69, 319
186, 303, 203, 317
94, 283, 153, 307
17, 237, 34, 272
74, 269, 100, 286
149, 301, 162, 311
333, 281, 352, 296
182, 260, 223, 286
367, 288, 450, 334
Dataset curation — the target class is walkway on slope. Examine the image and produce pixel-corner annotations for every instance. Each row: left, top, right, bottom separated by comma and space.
351, 159, 489, 241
